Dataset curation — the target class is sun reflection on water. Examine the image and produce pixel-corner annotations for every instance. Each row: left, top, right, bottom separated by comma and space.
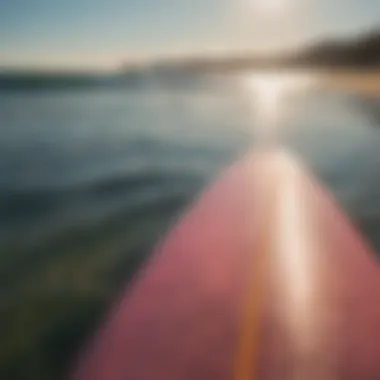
245, 72, 318, 143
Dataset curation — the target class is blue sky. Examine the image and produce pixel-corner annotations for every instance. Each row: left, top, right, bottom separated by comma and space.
1, 0, 379, 69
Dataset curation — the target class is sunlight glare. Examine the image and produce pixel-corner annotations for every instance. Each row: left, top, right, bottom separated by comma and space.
246, 72, 317, 142
270, 151, 334, 378
252, 0, 287, 13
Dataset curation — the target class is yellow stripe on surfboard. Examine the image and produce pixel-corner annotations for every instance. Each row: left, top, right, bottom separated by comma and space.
234, 176, 278, 380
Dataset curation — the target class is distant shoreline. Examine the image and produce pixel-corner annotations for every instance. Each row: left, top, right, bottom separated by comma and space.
1, 68, 380, 99
322, 70, 380, 98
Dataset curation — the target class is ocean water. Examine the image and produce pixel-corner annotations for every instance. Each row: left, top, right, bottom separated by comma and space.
0, 72, 380, 379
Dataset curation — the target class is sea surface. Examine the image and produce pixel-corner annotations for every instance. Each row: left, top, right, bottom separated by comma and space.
1, 71, 380, 379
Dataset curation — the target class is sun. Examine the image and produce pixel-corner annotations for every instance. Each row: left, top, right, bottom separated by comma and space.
253, 0, 287, 13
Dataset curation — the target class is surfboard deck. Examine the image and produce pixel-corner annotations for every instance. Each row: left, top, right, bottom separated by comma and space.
72, 149, 380, 380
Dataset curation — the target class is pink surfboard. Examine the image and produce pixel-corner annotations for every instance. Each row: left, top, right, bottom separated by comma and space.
71, 149, 380, 380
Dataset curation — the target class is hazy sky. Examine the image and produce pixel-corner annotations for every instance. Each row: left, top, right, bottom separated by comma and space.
1, 0, 379, 69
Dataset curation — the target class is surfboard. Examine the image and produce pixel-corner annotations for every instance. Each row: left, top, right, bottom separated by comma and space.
72, 149, 380, 380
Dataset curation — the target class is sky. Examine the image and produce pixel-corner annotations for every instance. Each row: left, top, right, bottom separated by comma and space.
0, 0, 379, 70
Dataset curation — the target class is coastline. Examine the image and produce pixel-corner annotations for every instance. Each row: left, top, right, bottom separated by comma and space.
321, 70, 380, 98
